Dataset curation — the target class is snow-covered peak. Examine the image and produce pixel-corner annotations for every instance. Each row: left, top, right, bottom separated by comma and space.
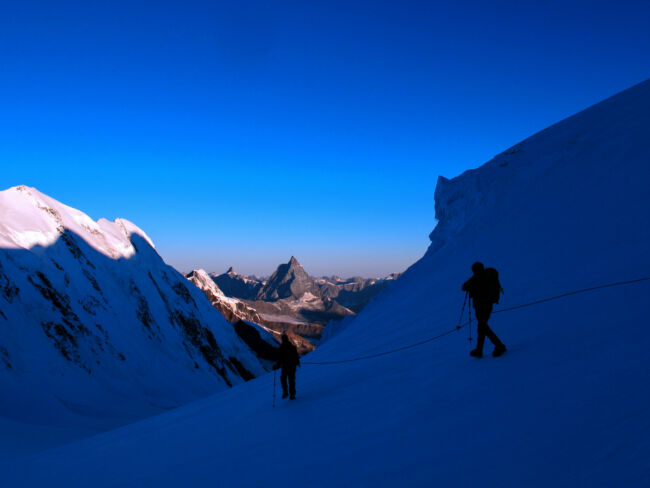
0, 185, 154, 259
3, 79, 649, 488
186, 269, 225, 296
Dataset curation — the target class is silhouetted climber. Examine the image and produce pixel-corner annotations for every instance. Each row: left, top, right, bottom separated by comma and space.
274, 333, 300, 400
462, 262, 506, 358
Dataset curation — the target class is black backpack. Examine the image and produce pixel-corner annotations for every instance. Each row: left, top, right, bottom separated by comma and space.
484, 267, 503, 304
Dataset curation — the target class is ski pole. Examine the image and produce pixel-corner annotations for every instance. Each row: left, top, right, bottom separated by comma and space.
468, 298, 473, 343
273, 369, 276, 409
457, 292, 468, 330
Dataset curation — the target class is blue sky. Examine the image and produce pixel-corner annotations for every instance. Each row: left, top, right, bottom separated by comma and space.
1, 0, 649, 276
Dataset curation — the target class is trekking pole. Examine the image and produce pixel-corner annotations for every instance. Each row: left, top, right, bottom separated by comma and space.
456, 292, 468, 330
272, 369, 277, 409
468, 298, 473, 343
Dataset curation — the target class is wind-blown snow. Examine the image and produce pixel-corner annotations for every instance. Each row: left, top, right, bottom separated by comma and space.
2, 80, 650, 486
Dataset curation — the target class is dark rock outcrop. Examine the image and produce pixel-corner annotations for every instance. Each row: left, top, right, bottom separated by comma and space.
211, 267, 263, 300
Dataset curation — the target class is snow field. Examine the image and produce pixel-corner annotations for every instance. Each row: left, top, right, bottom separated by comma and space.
1, 79, 649, 486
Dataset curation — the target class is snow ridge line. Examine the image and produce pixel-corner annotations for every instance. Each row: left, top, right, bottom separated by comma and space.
303, 276, 650, 365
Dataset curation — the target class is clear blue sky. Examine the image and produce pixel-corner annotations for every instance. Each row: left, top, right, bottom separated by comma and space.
1, 1, 648, 277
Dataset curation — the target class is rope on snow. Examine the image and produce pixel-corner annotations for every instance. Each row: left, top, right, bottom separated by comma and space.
302, 276, 650, 365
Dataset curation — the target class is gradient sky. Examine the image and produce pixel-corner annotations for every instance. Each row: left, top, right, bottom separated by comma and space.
1, 1, 649, 277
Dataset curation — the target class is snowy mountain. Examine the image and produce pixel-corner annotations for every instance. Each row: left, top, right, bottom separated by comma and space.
187, 268, 318, 354
316, 274, 400, 313
242, 257, 354, 344
2, 79, 650, 486
211, 267, 264, 300
211, 261, 397, 317
202, 257, 355, 349
186, 269, 266, 325
0, 186, 265, 431
206, 257, 396, 334
256, 256, 321, 300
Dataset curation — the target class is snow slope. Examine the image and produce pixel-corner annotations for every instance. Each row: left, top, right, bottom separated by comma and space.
2, 79, 650, 486
0, 187, 265, 453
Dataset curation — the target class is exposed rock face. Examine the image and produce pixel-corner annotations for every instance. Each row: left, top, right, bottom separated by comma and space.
195, 259, 401, 349
242, 257, 355, 335
187, 269, 318, 354
186, 269, 266, 325
317, 274, 401, 313
191, 258, 399, 350
0, 186, 265, 425
211, 267, 263, 300
230, 320, 282, 365
255, 256, 321, 301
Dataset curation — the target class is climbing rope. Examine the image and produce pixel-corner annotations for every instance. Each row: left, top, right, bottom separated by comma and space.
302, 276, 650, 365
491, 276, 650, 314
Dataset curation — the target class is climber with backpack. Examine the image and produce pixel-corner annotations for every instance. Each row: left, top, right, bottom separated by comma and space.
273, 333, 301, 400
462, 262, 507, 358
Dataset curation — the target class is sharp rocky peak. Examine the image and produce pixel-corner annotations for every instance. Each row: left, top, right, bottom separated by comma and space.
256, 256, 318, 301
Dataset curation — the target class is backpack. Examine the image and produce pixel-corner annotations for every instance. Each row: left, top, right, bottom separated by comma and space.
483, 267, 503, 304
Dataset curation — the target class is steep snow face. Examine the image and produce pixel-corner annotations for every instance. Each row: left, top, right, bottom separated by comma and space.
0, 186, 153, 257
0, 187, 264, 433
336, 79, 650, 362
2, 80, 650, 486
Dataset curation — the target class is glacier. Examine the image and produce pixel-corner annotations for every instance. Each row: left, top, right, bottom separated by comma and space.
1, 79, 649, 486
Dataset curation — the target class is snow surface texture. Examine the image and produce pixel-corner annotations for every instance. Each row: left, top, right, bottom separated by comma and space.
2, 79, 650, 486
0, 187, 265, 455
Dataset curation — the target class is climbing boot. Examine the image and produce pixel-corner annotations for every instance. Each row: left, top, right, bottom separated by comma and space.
492, 344, 507, 357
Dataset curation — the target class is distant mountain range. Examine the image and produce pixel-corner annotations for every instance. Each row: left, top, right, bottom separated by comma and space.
187, 257, 399, 349
211, 267, 263, 300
